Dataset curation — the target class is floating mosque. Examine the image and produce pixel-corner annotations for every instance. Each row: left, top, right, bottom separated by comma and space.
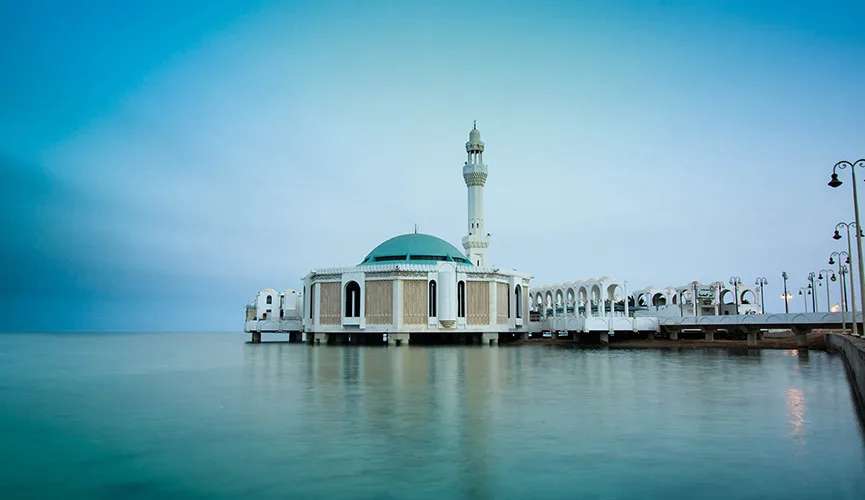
245, 124, 765, 345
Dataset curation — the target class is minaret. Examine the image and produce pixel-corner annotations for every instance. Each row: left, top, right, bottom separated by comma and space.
462, 121, 489, 266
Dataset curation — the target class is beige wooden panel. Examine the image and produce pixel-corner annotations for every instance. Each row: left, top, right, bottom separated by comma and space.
319, 282, 340, 325
467, 281, 490, 325
497, 282, 509, 323
403, 280, 427, 325
365, 280, 393, 325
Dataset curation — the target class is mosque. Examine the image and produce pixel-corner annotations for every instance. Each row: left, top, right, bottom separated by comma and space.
244, 124, 763, 344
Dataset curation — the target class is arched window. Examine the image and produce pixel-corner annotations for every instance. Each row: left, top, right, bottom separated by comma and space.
457, 281, 466, 318
515, 285, 522, 319
309, 284, 315, 319
429, 280, 437, 317
344, 281, 361, 318
266, 295, 272, 305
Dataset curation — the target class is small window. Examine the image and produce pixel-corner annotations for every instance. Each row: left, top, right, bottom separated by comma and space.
429, 280, 437, 317
374, 255, 407, 262
515, 285, 522, 319
345, 281, 361, 318
266, 295, 272, 305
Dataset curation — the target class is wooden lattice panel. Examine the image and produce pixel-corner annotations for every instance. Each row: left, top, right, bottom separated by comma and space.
467, 281, 490, 325
365, 280, 393, 325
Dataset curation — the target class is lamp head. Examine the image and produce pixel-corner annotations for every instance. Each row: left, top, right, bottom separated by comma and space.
831, 274, 837, 282
833, 230, 842, 240
829, 173, 842, 188
829, 257, 835, 265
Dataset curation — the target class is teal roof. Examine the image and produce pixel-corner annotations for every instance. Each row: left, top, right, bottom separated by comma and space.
360, 233, 473, 266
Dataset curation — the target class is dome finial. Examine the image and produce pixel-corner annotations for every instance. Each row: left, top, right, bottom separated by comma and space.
473, 120, 477, 130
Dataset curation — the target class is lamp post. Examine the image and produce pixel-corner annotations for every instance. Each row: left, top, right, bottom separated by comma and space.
781, 271, 790, 313
729, 276, 742, 315
828, 159, 865, 334
818, 269, 833, 312
798, 286, 810, 312
834, 222, 861, 336
755, 277, 767, 314
807, 272, 818, 312
838, 265, 850, 334
829, 251, 852, 334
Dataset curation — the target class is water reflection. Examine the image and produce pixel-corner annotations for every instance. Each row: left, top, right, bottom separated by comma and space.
228, 342, 865, 499
786, 387, 806, 442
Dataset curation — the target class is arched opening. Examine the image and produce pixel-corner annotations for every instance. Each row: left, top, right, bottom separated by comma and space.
555, 290, 564, 315
590, 285, 602, 316
344, 281, 361, 318
535, 293, 543, 313
515, 285, 522, 319
740, 289, 755, 305
652, 293, 666, 307
607, 284, 624, 314
458, 281, 466, 318
720, 289, 735, 315
266, 295, 272, 305
309, 284, 315, 319
638, 294, 648, 308
545, 291, 553, 316
428, 280, 437, 317
578, 287, 589, 316
671, 294, 678, 305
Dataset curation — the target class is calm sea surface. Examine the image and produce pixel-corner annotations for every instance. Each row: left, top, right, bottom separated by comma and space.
1, 332, 864, 499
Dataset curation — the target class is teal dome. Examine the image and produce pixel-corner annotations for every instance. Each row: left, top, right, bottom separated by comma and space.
360, 233, 473, 266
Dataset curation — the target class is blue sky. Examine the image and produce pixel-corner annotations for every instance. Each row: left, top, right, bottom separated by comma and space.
2, 0, 864, 331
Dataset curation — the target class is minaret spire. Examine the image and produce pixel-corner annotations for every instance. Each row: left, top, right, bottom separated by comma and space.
461, 122, 490, 266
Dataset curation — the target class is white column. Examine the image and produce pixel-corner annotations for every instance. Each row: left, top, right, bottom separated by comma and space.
489, 281, 497, 328
624, 282, 629, 316
392, 279, 402, 330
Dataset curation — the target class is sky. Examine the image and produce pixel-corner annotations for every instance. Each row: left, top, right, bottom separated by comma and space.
2, 0, 864, 331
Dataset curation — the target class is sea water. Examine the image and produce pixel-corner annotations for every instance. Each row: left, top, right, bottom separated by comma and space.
1, 331, 863, 499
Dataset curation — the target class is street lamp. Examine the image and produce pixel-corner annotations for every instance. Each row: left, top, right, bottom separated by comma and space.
834, 222, 861, 336
830, 251, 854, 335
807, 272, 818, 312
781, 271, 790, 313
818, 269, 833, 312
755, 277, 767, 314
838, 266, 850, 333
798, 286, 811, 312
729, 276, 742, 315
829, 158, 865, 334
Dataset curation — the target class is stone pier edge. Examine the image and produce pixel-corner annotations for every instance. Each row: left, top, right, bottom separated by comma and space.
826, 333, 865, 422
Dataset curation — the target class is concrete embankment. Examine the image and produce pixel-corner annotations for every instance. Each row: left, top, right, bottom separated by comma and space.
826, 333, 865, 417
